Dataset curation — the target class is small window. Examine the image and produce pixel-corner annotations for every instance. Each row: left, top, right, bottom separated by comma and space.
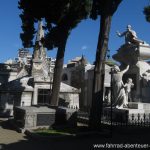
38, 89, 51, 105
62, 73, 68, 81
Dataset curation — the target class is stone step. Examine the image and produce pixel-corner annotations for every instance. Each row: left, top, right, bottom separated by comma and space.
104, 107, 150, 115
103, 106, 150, 123
128, 102, 150, 110
128, 109, 150, 114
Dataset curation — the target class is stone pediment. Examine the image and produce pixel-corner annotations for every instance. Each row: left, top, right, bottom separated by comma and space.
60, 82, 80, 93
17, 67, 29, 79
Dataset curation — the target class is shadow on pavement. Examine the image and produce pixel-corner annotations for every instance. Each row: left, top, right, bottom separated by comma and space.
0, 135, 99, 150
1, 128, 150, 150
0, 119, 16, 131
1, 120, 150, 150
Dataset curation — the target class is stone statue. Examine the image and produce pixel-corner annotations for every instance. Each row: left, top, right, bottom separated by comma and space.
124, 78, 134, 103
117, 25, 144, 45
112, 65, 129, 108
142, 70, 150, 87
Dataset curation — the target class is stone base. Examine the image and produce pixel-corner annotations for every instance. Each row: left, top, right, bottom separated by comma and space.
103, 102, 150, 123
128, 102, 150, 110
14, 106, 56, 129
14, 106, 77, 129
55, 107, 77, 127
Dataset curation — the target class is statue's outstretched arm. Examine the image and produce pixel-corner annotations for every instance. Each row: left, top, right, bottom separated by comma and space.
116, 31, 126, 37
121, 65, 129, 74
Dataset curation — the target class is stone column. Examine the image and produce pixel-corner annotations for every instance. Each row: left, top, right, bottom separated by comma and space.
32, 84, 38, 105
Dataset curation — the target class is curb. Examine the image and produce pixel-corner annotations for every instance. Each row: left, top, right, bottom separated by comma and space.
25, 129, 75, 140
25, 129, 110, 140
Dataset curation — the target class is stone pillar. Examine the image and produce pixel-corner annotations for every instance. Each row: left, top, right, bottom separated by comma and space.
32, 84, 38, 105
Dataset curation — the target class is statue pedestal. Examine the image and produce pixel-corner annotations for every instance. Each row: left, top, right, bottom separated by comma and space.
113, 43, 150, 65
105, 39, 150, 124
103, 103, 150, 123
113, 43, 150, 103
128, 102, 150, 110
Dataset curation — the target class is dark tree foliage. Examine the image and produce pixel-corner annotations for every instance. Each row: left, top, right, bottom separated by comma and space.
144, 5, 150, 22
19, 13, 35, 47
18, 0, 92, 106
91, 0, 122, 18
89, 0, 122, 129
19, 0, 92, 48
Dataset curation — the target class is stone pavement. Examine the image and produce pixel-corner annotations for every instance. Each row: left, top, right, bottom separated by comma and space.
0, 118, 26, 145
0, 118, 97, 150
0, 118, 33, 150
1, 118, 150, 150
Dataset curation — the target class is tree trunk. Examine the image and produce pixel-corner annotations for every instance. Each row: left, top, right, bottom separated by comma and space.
50, 34, 68, 106
89, 15, 112, 129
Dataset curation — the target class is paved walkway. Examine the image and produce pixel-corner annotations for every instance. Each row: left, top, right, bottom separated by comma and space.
0, 118, 95, 150
1, 118, 150, 150
0, 118, 26, 145
0, 118, 44, 150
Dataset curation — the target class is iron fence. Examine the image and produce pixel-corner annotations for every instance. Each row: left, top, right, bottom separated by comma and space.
102, 111, 150, 127
77, 110, 150, 127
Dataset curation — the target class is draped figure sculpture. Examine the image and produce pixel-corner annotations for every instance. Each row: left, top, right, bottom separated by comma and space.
112, 65, 129, 108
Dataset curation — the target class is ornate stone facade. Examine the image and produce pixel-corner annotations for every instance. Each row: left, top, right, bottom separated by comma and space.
0, 21, 80, 116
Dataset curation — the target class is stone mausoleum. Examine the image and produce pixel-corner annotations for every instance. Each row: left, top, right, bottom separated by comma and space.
62, 56, 112, 112
0, 21, 80, 117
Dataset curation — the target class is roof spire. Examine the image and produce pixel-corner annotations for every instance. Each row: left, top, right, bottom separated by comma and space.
33, 20, 45, 59
36, 20, 44, 44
